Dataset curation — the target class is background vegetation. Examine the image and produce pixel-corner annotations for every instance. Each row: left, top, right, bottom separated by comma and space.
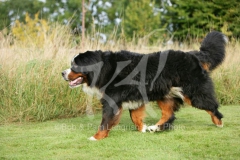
0, 0, 240, 123
0, 0, 240, 41
0, 15, 239, 123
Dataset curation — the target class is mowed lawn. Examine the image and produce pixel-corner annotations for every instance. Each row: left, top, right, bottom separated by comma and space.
1, 105, 239, 160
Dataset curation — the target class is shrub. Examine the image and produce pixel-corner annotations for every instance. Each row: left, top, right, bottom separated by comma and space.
11, 12, 48, 46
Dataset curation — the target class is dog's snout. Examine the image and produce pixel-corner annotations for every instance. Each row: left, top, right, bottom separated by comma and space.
61, 71, 65, 77
62, 69, 71, 81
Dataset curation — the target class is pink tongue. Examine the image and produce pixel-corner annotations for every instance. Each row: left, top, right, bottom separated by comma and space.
69, 77, 83, 86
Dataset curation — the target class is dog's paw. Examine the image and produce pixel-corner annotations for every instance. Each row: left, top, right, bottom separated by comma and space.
88, 136, 97, 141
147, 125, 159, 133
141, 124, 147, 133
216, 121, 224, 128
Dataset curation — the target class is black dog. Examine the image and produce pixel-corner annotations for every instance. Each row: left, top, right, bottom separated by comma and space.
62, 31, 227, 140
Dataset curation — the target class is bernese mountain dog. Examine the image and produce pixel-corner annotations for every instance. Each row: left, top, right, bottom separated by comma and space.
62, 31, 227, 140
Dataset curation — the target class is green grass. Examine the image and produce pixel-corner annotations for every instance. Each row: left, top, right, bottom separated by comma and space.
1, 105, 239, 160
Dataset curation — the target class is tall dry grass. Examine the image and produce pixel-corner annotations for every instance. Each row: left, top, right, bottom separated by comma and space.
212, 42, 240, 104
0, 23, 239, 123
0, 24, 90, 123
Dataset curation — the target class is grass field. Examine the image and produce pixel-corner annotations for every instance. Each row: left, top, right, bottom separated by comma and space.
1, 105, 239, 159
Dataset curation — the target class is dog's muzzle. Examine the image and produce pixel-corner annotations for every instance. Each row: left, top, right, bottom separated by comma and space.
62, 69, 71, 81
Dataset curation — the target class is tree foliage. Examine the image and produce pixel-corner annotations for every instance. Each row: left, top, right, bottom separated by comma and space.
123, 0, 161, 41
11, 12, 49, 46
0, 0, 240, 41
163, 0, 240, 40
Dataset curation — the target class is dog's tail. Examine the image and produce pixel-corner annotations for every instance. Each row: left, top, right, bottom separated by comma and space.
195, 31, 228, 71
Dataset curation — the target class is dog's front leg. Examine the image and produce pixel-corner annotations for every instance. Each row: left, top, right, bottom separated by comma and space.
89, 100, 123, 140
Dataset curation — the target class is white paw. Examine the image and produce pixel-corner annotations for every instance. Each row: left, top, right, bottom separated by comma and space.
141, 124, 147, 133
216, 121, 224, 128
88, 136, 97, 141
147, 125, 159, 133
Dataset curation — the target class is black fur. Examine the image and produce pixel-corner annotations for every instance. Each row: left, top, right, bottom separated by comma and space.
190, 31, 227, 71
72, 31, 226, 126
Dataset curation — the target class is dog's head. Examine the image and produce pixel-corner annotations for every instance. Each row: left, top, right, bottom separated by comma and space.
62, 51, 102, 88
62, 54, 88, 88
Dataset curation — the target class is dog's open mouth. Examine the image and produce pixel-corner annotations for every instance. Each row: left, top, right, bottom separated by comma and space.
69, 77, 83, 88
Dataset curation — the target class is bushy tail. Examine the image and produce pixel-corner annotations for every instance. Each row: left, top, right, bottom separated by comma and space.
196, 31, 228, 71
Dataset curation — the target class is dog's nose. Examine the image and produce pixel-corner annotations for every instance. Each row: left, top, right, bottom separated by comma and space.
62, 69, 71, 81
61, 71, 65, 77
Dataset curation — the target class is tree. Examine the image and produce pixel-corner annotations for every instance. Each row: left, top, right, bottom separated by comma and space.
0, 0, 93, 32
0, 0, 44, 30
89, 0, 129, 34
1, 0, 240, 41
163, 0, 240, 40
123, 0, 162, 42
214, 0, 240, 37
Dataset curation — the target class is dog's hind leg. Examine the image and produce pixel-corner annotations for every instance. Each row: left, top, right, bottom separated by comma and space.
184, 95, 223, 127
148, 87, 183, 133
148, 99, 176, 133
206, 110, 223, 127
129, 105, 147, 132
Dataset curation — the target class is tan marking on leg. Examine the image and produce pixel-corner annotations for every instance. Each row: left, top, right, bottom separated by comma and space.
156, 100, 174, 126
93, 130, 110, 140
93, 107, 123, 140
129, 105, 146, 132
206, 110, 223, 127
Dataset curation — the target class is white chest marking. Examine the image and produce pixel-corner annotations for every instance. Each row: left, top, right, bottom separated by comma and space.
82, 84, 102, 99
